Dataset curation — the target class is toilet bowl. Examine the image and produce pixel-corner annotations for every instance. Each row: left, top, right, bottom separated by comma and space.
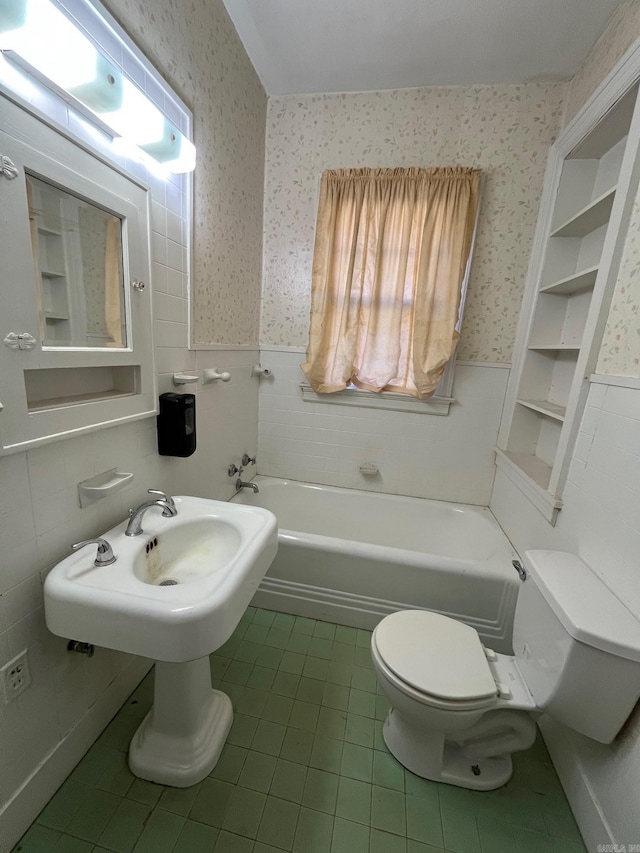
371, 610, 537, 790
372, 550, 640, 791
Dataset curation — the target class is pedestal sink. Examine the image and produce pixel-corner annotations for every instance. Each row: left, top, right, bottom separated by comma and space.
44, 496, 278, 786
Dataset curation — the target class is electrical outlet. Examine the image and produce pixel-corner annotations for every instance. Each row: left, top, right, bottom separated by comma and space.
1, 650, 31, 704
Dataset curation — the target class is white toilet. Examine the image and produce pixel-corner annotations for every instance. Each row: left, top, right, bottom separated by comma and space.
372, 550, 640, 790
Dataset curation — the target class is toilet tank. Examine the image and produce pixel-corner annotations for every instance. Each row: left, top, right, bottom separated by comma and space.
513, 550, 640, 743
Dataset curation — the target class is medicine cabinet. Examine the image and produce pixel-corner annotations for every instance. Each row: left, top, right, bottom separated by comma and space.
497, 67, 640, 523
0, 95, 156, 454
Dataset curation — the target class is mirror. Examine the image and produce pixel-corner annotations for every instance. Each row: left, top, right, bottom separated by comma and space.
26, 173, 127, 348
0, 93, 157, 455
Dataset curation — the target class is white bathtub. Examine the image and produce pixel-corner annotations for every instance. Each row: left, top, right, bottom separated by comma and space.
232, 476, 520, 653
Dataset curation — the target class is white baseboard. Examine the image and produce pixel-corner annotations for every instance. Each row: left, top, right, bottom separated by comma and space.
0, 657, 151, 853
539, 716, 612, 851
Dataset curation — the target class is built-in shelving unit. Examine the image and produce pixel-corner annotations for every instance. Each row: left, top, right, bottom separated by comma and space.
497, 78, 640, 523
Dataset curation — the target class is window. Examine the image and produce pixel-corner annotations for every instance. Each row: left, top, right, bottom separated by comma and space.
301, 167, 481, 401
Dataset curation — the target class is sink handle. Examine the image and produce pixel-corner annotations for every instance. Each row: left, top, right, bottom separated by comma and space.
147, 489, 176, 512
72, 537, 117, 567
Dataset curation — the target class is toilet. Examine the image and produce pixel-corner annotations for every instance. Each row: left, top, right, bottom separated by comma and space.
371, 550, 640, 790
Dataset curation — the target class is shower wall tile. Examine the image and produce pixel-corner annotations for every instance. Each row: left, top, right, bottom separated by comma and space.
491, 379, 640, 619
257, 350, 508, 505
0, 0, 265, 842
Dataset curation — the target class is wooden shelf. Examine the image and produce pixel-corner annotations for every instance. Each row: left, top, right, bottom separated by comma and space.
550, 187, 616, 238
516, 399, 566, 422
539, 265, 599, 295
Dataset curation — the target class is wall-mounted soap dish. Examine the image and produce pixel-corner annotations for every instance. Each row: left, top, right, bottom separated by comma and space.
78, 468, 134, 508
173, 373, 199, 386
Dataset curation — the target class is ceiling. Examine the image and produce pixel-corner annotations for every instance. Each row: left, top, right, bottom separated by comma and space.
222, 0, 621, 96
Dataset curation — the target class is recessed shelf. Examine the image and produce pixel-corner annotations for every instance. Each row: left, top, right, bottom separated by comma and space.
539, 265, 599, 295
27, 389, 135, 412
502, 450, 552, 491
527, 344, 581, 352
550, 186, 616, 238
569, 85, 638, 159
37, 224, 62, 236
24, 365, 139, 412
516, 399, 566, 422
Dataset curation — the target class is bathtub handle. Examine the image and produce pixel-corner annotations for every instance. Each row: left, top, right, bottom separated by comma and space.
512, 560, 527, 582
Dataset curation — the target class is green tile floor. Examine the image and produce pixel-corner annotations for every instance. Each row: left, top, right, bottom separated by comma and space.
14, 608, 587, 853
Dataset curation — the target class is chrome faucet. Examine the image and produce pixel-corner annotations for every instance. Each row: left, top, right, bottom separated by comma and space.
147, 489, 176, 512
235, 478, 259, 494
72, 537, 116, 566
126, 490, 178, 536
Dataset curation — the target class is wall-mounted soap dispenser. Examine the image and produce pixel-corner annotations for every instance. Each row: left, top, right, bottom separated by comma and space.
157, 392, 196, 457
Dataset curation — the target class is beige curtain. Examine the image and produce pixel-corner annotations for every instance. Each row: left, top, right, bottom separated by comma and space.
104, 216, 124, 348
301, 167, 481, 399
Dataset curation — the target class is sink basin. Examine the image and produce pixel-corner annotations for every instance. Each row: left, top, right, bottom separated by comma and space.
132, 518, 242, 586
44, 496, 278, 662
44, 494, 278, 788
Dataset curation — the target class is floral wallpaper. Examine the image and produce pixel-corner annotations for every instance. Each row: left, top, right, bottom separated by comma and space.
563, 0, 640, 129
105, 0, 267, 346
262, 83, 565, 362
597, 193, 640, 376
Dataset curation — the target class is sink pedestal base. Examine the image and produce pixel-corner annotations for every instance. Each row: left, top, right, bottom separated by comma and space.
129, 656, 233, 787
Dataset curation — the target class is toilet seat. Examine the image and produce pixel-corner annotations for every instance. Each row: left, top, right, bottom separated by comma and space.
372, 640, 499, 712
373, 610, 498, 706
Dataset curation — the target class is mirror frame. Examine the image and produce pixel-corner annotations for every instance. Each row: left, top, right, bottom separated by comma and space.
0, 94, 156, 455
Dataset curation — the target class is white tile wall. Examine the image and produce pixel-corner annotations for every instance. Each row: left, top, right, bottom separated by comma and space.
492, 380, 640, 614
0, 71, 260, 839
490, 379, 640, 849
258, 350, 509, 505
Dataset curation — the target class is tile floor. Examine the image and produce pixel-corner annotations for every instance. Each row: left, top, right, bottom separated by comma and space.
13, 607, 587, 853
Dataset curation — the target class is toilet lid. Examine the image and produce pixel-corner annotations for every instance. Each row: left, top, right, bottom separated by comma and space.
375, 610, 497, 702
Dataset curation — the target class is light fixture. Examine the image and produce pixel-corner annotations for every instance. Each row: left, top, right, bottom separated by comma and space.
0, 0, 195, 174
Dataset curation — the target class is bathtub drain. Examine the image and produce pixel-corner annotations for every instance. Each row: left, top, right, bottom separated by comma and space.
159, 579, 179, 586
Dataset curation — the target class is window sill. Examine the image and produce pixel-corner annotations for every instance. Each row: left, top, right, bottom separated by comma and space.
299, 382, 453, 415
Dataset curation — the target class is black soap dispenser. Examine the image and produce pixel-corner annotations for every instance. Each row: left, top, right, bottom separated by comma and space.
157, 392, 196, 457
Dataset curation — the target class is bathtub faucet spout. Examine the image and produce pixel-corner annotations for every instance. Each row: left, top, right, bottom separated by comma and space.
236, 478, 259, 494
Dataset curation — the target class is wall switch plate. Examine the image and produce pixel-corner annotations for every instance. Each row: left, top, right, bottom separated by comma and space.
0, 650, 31, 704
